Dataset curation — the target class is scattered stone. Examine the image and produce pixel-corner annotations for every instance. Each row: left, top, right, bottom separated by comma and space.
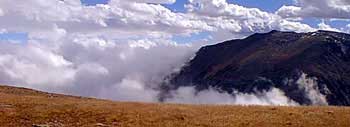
270, 107, 277, 110
95, 123, 108, 127
285, 121, 292, 126
32, 124, 50, 127
326, 111, 334, 115
0, 104, 12, 108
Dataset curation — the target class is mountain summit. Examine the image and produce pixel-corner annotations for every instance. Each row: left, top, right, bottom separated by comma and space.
165, 30, 350, 106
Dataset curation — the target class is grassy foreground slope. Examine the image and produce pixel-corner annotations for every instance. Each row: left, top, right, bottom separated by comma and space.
0, 85, 349, 127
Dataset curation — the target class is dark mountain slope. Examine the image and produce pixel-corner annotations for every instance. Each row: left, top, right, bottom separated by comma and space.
166, 30, 350, 106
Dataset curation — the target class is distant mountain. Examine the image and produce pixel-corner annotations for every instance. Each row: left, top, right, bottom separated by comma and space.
164, 30, 350, 106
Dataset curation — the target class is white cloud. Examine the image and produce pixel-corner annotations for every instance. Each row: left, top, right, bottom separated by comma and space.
317, 22, 341, 32
165, 87, 298, 106
0, 44, 75, 89
296, 72, 328, 105
345, 25, 350, 33
0, 29, 7, 34
0, 8, 4, 16
0, 0, 212, 39
131, 0, 176, 4
276, 5, 302, 19
344, 24, 350, 33
0, 35, 197, 100
98, 76, 159, 102
0, 0, 317, 42
185, 0, 315, 41
277, 0, 350, 19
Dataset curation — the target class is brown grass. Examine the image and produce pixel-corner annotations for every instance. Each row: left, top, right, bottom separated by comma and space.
0, 85, 349, 127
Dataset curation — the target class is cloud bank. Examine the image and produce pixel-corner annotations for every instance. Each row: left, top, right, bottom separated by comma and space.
0, 37, 196, 102
166, 87, 298, 105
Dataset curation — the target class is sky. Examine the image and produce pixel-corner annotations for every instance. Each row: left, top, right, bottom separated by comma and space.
0, 0, 349, 105
72, 0, 350, 30
1, 0, 349, 43
82, 0, 295, 12
78, 0, 350, 30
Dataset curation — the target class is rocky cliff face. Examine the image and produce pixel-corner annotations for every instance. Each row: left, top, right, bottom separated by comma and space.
164, 30, 350, 106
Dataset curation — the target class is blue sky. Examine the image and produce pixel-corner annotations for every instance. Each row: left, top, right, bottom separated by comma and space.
164, 0, 296, 13
228, 0, 295, 12
81, 0, 109, 6
0, 32, 28, 43
1, 0, 349, 43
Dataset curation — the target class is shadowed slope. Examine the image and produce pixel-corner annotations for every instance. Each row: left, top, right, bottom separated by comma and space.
168, 30, 350, 106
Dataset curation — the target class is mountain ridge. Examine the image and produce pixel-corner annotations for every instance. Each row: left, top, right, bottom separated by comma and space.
165, 30, 350, 106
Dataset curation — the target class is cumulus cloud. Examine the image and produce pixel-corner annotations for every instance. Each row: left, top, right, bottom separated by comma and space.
277, 0, 350, 19
317, 22, 341, 32
0, 0, 317, 41
0, 0, 212, 39
132, 0, 176, 4
185, 0, 315, 41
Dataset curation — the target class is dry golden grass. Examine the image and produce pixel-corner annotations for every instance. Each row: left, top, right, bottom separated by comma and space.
0, 85, 349, 127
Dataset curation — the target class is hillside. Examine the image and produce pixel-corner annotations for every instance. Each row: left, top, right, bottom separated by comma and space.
167, 30, 350, 106
0, 85, 350, 127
